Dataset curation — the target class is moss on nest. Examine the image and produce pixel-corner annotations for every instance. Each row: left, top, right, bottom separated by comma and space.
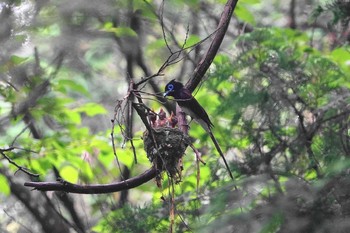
143, 127, 190, 177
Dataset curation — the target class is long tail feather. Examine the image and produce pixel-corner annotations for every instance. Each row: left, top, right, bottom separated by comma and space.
209, 131, 233, 180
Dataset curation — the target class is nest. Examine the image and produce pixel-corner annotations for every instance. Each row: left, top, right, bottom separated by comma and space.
143, 127, 190, 178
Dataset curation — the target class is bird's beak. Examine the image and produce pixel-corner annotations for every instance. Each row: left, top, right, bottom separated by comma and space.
163, 90, 171, 97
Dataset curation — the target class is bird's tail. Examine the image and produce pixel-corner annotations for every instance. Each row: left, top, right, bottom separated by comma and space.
209, 131, 234, 180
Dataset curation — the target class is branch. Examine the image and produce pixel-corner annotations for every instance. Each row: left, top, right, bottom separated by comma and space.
187, 0, 238, 92
0, 148, 40, 177
289, 0, 296, 29
24, 167, 158, 194
24, 167, 157, 194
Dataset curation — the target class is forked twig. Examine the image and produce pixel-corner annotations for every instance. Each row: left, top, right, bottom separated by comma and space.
1, 148, 39, 177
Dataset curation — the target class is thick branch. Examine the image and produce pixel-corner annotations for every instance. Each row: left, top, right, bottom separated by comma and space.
24, 167, 157, 194
187, 0, 238, 92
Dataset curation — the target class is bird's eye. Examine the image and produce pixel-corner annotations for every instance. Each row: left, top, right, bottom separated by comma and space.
167, 84, 174, 91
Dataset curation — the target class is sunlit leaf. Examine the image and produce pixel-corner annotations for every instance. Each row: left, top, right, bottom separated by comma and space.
115, 148, 134, 168
74, 103, 107, 117
64, 109, 82, 124
185, 35, 201, 48
60, 165, 79, 183
57, 79, 90, 96
241, 0, 260, 3
235, 4, 256, 25
146, 38, 167, 51
331, 47, 350, 72
304, 170, 317, 180
103, 26, 137, 37
0, 174, 10, 196
10, 55, 28, 65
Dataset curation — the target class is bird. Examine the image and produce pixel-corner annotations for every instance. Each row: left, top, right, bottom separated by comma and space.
163, 79, 233, 180
157, 108, 168, 127
148, 109, 157, 127
168, 111, 178, 128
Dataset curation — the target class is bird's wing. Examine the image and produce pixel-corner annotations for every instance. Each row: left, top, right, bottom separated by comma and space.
176, 88, 214, 131
174, 87, 233, 180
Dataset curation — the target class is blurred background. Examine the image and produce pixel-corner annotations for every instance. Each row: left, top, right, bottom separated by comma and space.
0, 0, 350, 232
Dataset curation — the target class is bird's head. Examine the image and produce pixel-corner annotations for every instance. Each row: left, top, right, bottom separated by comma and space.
163, 79, 184, 97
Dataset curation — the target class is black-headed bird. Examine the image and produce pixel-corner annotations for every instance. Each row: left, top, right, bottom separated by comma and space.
164, 79, 233, 179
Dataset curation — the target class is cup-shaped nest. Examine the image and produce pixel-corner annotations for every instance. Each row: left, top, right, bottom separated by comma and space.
143, 127, 190, 177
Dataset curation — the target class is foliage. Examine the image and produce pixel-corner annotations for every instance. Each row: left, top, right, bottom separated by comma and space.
312, 0, 350, 27
1, 0, 350, 232
92, 204, 169, 233
199, 27, 350, 231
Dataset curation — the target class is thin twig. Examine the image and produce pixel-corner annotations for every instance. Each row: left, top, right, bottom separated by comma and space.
10, 124, 30, 147
0, 148, 40, 177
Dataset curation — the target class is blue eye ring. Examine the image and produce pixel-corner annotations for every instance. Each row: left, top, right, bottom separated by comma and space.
167, 84, 174, 91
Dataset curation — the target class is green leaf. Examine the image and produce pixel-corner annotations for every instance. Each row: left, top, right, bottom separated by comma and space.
85, 47, 113, 71
147, 38, 167, 51
0, 174, 10, 196
304, 170, 317, 180
80, 161, 94, 181
60, 165, 79, 183
240, 0, 260, 3
185, 35, 201, 48
10, 55, 28, 65
74, 102, 107, 117
330, 47, 350, 72
64, 108, 82, 124
91, 224, 103, 233
235, 4, 256, 25
30, 159, 50, 174
57, 79, 90, 96
115, 148, 134, 168
36, 23, 60, 36
98, 151, 115, 168
103, 25, 137, 37
0, 55, 29, 72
